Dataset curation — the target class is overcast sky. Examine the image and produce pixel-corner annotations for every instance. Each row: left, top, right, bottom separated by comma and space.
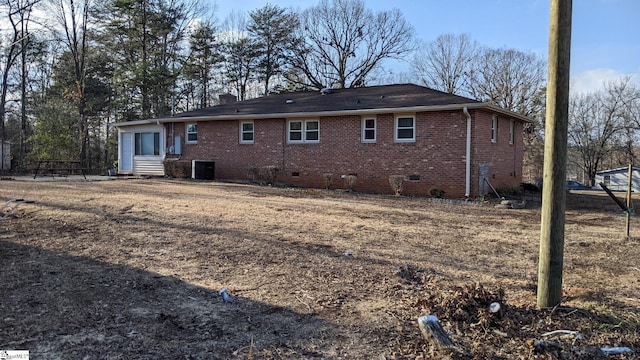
212, 0, 640, 94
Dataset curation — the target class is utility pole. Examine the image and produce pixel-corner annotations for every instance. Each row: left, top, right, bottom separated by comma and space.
537, 0, 572, 308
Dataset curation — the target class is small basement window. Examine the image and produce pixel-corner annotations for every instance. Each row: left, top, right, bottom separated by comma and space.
408, 174, 420, 181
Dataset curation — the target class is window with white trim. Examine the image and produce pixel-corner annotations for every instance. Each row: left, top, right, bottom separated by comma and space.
240, 121, 254, 144
491, 116, 498, 143
362, 117, 376, 143
395, 115, 415, 142
509, 120, 514, 145
186, 123, 198, 143
134, 132, 160, 155
288, 120, 319, 143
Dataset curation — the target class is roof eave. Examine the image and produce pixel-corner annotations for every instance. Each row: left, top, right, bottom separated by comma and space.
477, 103, 534, 123
114, 103, 533, 127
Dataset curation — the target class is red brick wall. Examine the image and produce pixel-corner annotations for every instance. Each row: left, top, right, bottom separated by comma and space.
167, 119, 286, 180
164, 109, 524, 198
470, 110, 524, 194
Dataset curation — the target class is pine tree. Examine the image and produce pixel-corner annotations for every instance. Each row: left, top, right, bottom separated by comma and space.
184, 21, 221, 109
247, 4, 298, 96
98, 0, 191, 120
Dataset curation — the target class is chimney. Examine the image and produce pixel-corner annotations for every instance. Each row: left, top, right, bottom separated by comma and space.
219, 93, 237, 105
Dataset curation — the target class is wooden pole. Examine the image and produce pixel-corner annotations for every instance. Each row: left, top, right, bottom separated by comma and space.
537, 0, 572, 309
626, 163, 633, 238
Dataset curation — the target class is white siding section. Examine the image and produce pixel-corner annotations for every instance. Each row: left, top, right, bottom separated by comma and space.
595, 167, 640, 192
118, 124, 166, 176
134, 156, 165, 176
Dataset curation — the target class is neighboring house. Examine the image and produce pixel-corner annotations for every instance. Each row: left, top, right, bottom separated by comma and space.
115, 84, 531, 198
595, 166, 640, 192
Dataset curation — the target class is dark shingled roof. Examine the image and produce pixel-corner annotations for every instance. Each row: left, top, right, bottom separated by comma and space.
176, 84, 479, 118
116, 83, 532, 126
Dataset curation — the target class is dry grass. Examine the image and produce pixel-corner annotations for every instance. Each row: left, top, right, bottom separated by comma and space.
0, 179, 638, 359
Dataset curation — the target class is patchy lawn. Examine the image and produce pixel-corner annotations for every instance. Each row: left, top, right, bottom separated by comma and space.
0, 179, 638, 359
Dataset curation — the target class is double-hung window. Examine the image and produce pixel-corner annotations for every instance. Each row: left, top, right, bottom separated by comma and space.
491, 116, 498, 143
395, 115, 415, 142
134, 132, 160, 156
362, 117, 376, 143
186, 123, 198, 143
240, 122, 254, 144
288, 120, 319, 143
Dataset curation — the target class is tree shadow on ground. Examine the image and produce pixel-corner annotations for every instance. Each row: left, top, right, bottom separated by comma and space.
0, 240, 337, 359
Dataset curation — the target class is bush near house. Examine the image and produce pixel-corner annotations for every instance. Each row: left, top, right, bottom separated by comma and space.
164, 160, 191, 178
322, 173, 334, 190
389, 175, 406, 196
343, 174, 358, 191
261, 166, 279, 185
429, 187, 445, 198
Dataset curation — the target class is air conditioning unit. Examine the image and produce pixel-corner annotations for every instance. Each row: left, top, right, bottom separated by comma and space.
192, 160, 215, 180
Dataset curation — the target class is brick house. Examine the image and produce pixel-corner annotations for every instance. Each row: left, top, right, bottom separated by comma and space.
115, 84, 531, 198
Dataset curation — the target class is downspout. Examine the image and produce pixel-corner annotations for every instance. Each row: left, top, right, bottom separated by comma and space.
282, 119, 286, 174
463, 107, 472, 198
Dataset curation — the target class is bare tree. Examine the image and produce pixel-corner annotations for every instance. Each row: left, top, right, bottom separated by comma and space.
454, 46, 547, 183
411, 33, 477, 94
47, 0, 91, 166
466, 47, 546, 117
0, 0, 40, 171
568, 77, 640, 185
290, 0, 414, 89
0, 1, 24, 170
619, 77, 640, 163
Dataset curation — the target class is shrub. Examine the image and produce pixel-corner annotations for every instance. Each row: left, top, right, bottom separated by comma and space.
261, 166, 279, 185
246, 167, 259, 183
322, 173, 334, 190
163, 161, 190, 178
429, 187, 445, 198
496, 184, 521, 196
520, 182, 541, 192
389, 175, 406, 196
343, 174, 357, 191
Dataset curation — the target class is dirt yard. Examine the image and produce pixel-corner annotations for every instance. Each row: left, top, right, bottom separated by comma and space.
0, 178, 638, 359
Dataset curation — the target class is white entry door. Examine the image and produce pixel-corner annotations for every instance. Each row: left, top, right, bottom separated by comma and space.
120, 132, 133, 172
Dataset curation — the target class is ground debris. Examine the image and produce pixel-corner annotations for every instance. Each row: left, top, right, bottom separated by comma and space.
405, 279, 639, 359
417, 315, 459, 352
0, 180, 638, 359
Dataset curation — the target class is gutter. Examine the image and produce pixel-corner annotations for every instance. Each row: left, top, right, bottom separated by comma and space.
463, 106, 472, 198
113, 102, 533, 128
